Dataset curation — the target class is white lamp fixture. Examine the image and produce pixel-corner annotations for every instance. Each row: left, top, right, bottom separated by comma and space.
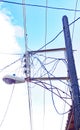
3, 74, 25, 84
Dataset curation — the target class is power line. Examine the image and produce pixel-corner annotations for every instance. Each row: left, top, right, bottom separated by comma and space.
71, 0, 79, 41
38, 81, 71, 98
0, 84, 15, 127
32, 56, 70, 92
0, 58, 21, 72
43, 0, 48, 125
31, 80, 71, 115
1, 0, 80, 12
0, 52, 22, 55
37, 16, 80, 51
29, 16, 80, 56
31, 54, 70, 86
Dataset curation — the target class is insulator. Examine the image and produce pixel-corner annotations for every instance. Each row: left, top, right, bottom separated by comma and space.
24, 70, 27, 74
24, 58, 26, 62
23, 64, 27, 68
23, 54, 26, 57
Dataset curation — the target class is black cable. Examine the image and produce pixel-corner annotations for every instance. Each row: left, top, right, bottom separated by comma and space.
71, 0, 79, 41
31, 80, 71, 103
32, 54, 59, 76
0, 52, 22, 55
1, 1, 80, 57
36, 56, 69, 85
32, 57, 71, 114
35, 53, 66, 60
40, 60, 60, 78
29, 16, 80, 55
32, 55, 70, 87
1, 0, 80, 12
40, 16, 80, 50
60, 87, 70, 130
39, 30, 63, 50
31, 80, 71, 115
0, 84, 15, 127
0, 58, 21, 72
35, 80, 71, 98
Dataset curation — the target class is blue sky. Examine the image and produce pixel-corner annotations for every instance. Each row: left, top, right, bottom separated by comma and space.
0, 1, 80, 130
2, 0, 80, 50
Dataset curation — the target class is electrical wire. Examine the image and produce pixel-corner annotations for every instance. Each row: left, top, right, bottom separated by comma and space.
31, 56, 71, 114
0, 1, 77, 126
34, 53, 66, 64
31, 80, 71, 105
34, 80, 71, 98
0, 84, 15, 127
71, 0, 79, 41
60, 86, 70, 130
40, 60, 60, 78
0, 52, 22, 55
34, 56, 70, 96
43, 0, 48, 128
37, 54, 65, 60
30, 51, 64, 77
1, 0, 80, 12
0, 58, 21, 72
29, 16, 80, 55
40, 16, 80, 50
31, 80, 71, 114
39, 30, 63, 50
31, 54, 70, 87
0, 0, 78, 126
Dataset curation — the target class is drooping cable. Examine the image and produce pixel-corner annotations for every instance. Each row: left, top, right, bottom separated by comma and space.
1, 0, 80, 12
0, 84, 15, 127
60, 87, 69, 130
0, 52, 22, 55
32, 80, 71, 99
71, 0, 79, 41
30, 16, 80, 54
0, 58, 21, 72
32, 56, 71, 114
31, 80, 71, 115
32, 54, 70, 87
43, 0, 48, 129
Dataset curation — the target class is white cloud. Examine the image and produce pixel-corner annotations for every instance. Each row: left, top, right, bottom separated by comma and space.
14, 25, 24, 38
0, 10, 24, 74
0, 9, 26, 130
0, 11, 23, 54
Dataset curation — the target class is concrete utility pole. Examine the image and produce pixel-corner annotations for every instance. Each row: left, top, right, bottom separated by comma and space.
62, 15, 80, 130
22, 1, 32, 130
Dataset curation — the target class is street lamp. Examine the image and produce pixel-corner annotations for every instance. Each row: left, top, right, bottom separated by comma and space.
3, 74, 25, 84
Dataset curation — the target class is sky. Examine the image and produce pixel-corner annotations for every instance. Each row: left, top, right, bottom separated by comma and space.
0, 0, 80, 130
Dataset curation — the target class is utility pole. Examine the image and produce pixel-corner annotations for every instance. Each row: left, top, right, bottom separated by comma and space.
62, 15, 80, 130
22, 1, 32, 130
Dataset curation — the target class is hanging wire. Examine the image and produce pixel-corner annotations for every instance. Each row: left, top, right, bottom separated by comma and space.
31, 80, 71, 114
0, 84, 15, 127
60, 87, 70, 130
31, 56, 71, 114
71, 0, 79, 41
0, 52, 22, 55
31, 80, 71, 106
44, 0, 48, 116
29, 16, 80, 55
1, 0, 80, 12
32, 80, 71, 98
0, 58, 21, 72
32, 54, 70, 87
43, 0, 48, 129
